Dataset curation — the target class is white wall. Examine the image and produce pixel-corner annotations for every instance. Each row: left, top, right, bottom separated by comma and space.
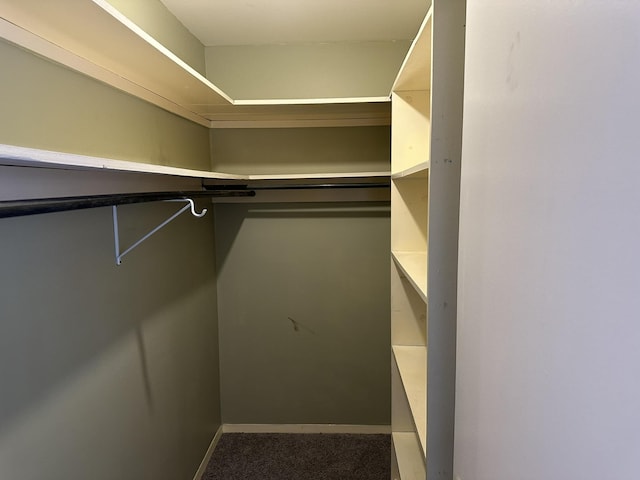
455, 1, 640, 479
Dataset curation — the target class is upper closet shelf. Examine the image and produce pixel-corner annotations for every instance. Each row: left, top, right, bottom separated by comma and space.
0, 144, 243, 180
0, 0, 390, 128
392, 5, 433, 93
0, 144, 390, 181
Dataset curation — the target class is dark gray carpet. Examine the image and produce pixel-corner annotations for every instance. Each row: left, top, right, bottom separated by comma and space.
201, 433, 391, 480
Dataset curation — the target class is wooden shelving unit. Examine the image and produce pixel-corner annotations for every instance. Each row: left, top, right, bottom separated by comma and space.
390, 8, 431, 478
0, 0, 390, 129
389, 1, 464, 478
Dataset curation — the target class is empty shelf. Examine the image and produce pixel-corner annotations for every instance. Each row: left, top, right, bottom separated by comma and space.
393, 345, 426, 457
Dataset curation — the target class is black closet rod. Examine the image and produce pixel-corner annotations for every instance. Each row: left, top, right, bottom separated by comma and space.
205, 181, 391, 191
0, 190, 254, 219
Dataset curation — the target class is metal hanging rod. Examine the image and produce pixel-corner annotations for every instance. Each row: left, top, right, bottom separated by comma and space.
204, 181, 391, 191
0, 189, 254, 219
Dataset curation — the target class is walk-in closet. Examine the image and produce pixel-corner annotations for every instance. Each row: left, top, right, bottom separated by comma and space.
0, 1, 464, 479
3, 1, 639, 480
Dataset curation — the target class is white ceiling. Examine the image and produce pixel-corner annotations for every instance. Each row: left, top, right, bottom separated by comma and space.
159, 0, 429, 46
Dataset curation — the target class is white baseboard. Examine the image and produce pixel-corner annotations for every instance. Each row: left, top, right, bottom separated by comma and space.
192, 426, 224, 480
221, 424, 391, 434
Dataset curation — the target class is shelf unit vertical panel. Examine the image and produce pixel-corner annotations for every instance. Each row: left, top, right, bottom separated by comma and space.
390, 1, 464, 479
424, 0, 466, 478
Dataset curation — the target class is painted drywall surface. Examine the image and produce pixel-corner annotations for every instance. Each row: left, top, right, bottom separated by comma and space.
0, 166, 203, 201
210, 126, 391, 175
105, 0, 206, 75
0, 203, 220, 480
0, 40, 210, 170
205, 42, 410, 100
455, 2, 640, 479
215, 203, 391, 425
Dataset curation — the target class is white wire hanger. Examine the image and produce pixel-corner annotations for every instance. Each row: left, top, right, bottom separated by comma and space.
112, 198, 207, 265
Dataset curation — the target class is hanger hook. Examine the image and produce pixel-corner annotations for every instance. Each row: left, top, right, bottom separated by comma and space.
184, 198, 207, 217
164, 198, 207, 217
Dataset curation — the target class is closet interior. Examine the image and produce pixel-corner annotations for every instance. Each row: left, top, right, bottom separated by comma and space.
0, 1, 464, 479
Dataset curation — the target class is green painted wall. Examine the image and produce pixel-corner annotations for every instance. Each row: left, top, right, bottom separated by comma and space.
210, 126, 391, 175
205, 41, 410, 100
106, 0, 206, 75
0, 202, 220, 480
214, 203, 391, 425
0, 40, 210, 170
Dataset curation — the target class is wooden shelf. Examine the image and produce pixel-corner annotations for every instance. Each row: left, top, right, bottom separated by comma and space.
392, 252, 427, 303
391, 161, 429, 179
0, 144, 390, 184
393, 432, 426, 479
392, 6, 433, 93
390, 179, 428, 255
234, 96, 390, 106
391, 261, 427, 347
393, 346, 427, 457
0, 0, 391, 128
391, 91, 431, 175
0, 144, 242, 180
0, 0, 229, 128
207, 102, 391, 128
390, 6, 432, 180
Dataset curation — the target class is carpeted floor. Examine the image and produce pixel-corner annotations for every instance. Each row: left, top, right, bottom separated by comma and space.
201, 433, 391, 480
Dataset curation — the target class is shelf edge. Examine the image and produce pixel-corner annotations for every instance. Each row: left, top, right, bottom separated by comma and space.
0, 144, 243, 180
391, 5, 434, 93
391, 251, 428, 303
391, 161, 430, 179
392, 432, 426, 478
393, 345, 427, 458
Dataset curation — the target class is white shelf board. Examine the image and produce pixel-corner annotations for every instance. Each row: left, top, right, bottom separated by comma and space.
0, 0, 231, 126
0, 144, 389, 183
392, 251, 428, 303
0, 1, 390, 129
393, 345, 427, 458
393, 432, 426, 479
391, 161, 429, 179
233, 96, 390, 106
0, 144, 243, 180
392, 6, 433, 93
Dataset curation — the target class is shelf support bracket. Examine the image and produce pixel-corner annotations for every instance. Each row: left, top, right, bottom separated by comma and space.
112, 198, 207, 265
